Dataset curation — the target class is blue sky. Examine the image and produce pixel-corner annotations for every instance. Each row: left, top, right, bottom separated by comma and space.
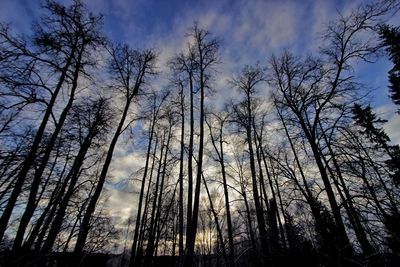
0, 0, 396, 73
0, 1, 367, 58
1, 0, 399, 241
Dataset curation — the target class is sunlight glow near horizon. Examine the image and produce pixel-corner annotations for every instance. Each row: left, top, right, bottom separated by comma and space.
1, 0, 399, 254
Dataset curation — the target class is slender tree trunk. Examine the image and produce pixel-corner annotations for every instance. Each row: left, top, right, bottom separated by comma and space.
138, 138, 159, 257
63, 205, 82, 252
148, 123, 172, 263
242, 189, 256, 252
23, 175, 63, 250
0, 43, 77, 242
186, 71, 194, 236
129, 111, 157, 267
320, 125, 375, 256
22, 145, 70, 250
245, 94, 269, 259
207, 115, 235, 265
277, 108, 335, 256
143, 132, 166, 267
74, 47, 152, 255
271, 165, 289, 252
294, 113, 354, 262
13, 47, 84, 251
218, 124, 234, 265
255, 142, 270, 213
202, 174, 228, 266
178, 86, 185, 259
219, 150, 235, 266
30, 154, 73, 252
74, 97, 130, 254
354, 133, 399, 215
154, 180, 179, 258
255, 130, 283, 253
41, 126, 96, 253
184, 58, 205, 267
172, 208, 178, 257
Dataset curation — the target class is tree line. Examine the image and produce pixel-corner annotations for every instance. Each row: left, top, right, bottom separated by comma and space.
0, 0, 400, 266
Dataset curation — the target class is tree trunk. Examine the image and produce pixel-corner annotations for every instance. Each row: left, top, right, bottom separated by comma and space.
319, 125, 375, 257
143, 131, 166, 267
13, 47, 84, 251
138, 136, 159, 261
186, 70, 194, 236
129, 110, 157, 267
149, 123, 172, 261
245, 93, 269, 259
41, 124, 97, 253
277, 108, 336, 258
184, 57, 205, 267
22, 146, 69, 250
255, 129, 284, 253
202, 174, 229, 266
74, 97, 130, 254
206, 115, 235, 265
0, 43, 77, 242
178, 86, 185, 259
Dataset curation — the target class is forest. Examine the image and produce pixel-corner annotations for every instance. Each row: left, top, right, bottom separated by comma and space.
0, 0, 400, 266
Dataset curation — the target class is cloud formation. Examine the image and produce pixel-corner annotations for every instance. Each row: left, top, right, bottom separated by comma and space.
2, 0, 399, 247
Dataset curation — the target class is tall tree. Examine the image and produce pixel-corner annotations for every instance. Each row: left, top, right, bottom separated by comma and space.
270, 52, 354, 264
380, 25, 400, 111
352, 103, 400, 184
129, 92, 167, 267
231, 65, 269, 261
40, 97, 111, 253
12, 1, 104, 250
170, 43, 197, 237
352, 103, 400, 256
74, 44, 156, 254
206, 111, 235, 266
183, 24, 219, 267
0, 0, 103, 243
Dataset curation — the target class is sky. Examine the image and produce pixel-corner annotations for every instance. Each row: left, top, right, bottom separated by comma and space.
1, 0, 398, 103
1, 0, 399, 249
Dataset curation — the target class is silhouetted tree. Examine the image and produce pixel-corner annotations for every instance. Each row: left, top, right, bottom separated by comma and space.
40, 97, 112, 253
206, 111, 235, 266
231, 65, 270, 262
74, 43, 156, 255
129, 92, 168, 267
352, 103, 400, 257
0, 0, 103, 243
380, 25, 400, 111
183, 24, 219, 267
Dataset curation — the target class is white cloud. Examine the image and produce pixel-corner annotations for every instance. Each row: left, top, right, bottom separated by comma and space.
4, 0, 399, 249
109, 139, 146, 186
386, 114, 400, 145
378, 106, 400, 145
104, 186, 137, 228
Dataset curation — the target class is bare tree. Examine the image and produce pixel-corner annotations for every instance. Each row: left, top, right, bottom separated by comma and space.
206, 111, 235, 266
0, 0, 103, 243
183, 24, 219, 267
129, 92, 168, 267
40, 96, 112, 253
231, 65, 269, 262
74, 43, 156, 254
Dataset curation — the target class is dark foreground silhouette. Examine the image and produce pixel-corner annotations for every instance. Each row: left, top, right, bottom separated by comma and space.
1, 249, 399, 267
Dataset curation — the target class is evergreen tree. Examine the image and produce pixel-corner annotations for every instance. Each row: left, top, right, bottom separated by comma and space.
380, 25, 400, 111
352, 103, 400, 184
